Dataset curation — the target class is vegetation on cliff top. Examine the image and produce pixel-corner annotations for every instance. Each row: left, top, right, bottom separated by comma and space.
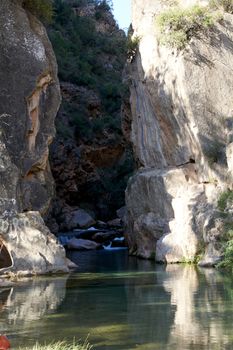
22, 0, 53, 22
155, 4, 220, 49
48, 0, 126, 124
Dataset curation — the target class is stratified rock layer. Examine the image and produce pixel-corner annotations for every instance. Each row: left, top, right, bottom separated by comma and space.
125, 0, 233, 263
0, 0, 67, 275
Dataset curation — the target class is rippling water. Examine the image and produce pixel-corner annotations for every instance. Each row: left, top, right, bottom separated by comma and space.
0, 249, 233, 349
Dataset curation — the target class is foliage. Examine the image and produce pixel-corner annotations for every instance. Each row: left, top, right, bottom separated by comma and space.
22, 0, 53, 23
21, 340, 92, 350
210, 0, 233, 13
96, 149, 135, 210
155, 5, 217, 49
216, 190, 233, 271
217, 239, 233, 271
48, 0, 127, 119
96, 0, 113, 11
217, 190, 233, 212
203, 141, 225, 166
126, 35, 141, 60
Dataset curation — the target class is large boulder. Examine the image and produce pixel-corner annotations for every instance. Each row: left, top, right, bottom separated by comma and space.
0, 212, 68, 276
70, 209, 96, 229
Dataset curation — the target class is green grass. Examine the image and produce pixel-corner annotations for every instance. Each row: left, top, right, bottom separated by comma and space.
155, 5, 218, 49
21, 340, 93, 350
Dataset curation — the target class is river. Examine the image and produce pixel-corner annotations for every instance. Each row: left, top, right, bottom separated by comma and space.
0, 249, 233, 349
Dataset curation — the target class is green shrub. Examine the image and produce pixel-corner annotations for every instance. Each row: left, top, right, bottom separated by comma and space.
217, 239, 233, 271
155, 5, 216, 49
127, 35, 140, 60
210, 0, 233, 13
203, 141, 225, 166
217, 190, 233, 212
22, 0, 53, 23
92, 115, 121, 134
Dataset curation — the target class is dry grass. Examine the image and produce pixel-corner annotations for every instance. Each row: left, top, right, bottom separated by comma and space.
21, 340, 93, 350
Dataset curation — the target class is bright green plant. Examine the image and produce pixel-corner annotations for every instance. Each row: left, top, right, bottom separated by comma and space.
22, 0, 53, 23
155, 5, 216, 49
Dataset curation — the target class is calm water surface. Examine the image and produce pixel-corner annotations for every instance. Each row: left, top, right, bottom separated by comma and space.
0, 249, 233, 350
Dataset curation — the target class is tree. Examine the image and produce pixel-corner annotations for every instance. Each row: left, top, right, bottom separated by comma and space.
22, 0, 53, 23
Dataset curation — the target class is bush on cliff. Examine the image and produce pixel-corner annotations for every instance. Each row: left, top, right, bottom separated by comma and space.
155, 5, 218, 49
217, 190, 233, 272
218, 240, 233, 272
22, 0, 53, 22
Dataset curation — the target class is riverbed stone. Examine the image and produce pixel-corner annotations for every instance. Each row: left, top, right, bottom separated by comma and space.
67, 238, 100, 250
92, 231, 119, 243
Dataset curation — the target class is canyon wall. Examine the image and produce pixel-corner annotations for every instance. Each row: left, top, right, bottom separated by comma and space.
125, 0, 233, 264
0, 0, 67, 275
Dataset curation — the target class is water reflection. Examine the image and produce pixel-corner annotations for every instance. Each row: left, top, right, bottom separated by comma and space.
0, 251, 232, 350
0, 277, 68, 347
160, 265, 233, 349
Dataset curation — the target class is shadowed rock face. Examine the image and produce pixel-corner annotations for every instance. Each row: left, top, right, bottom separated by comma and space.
0, 0, 60, 214
125, 0, 233, 263
0, 0, 68, 275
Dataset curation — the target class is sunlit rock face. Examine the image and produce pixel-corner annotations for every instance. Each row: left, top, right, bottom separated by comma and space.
0, 0, 67, 274
125, 0, 233, 263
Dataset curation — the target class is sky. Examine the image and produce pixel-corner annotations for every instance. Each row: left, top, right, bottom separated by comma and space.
112, 0, 131, 31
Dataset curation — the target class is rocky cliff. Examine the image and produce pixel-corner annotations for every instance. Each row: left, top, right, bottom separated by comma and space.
125, 0, 233, 265
0, 0, 68, 275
